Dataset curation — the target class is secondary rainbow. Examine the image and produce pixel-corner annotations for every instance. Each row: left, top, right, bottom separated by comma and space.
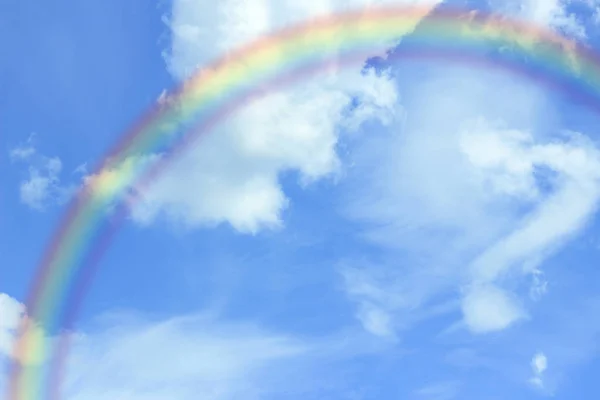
8, 6, 600, 399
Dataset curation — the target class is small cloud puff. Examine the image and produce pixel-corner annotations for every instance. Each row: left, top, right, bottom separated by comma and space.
461, 284, 526, 334
9, 136, 81, 211
529, 352, 548, 389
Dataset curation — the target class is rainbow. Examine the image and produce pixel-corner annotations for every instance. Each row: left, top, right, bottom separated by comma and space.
7, 5, 600, 399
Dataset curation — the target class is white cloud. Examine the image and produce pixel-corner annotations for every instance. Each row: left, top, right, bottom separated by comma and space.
63, 314, 309, 400
489, 0, 586, 39
339, 265, 400, 338
373, 121, 600, 335
131, 0, 443, 233
9, 139, 78, 211
0, 303, 392, 400
0, 293, 25, 359
9, 143, 36, 161
589, 0, 600, 25
0, 293, 45, 366
165, 0, 443, 81
339, 262, 459, 337
467, 129, 600, 286
341, 60, 600, 337
0, 306, 308, 400
19, 158, 64, 210
458, 121, 541, 201
533, 352, 548, 374
461, 284, 526, 333
529, 352, 548, 388
356, 305, 395, 338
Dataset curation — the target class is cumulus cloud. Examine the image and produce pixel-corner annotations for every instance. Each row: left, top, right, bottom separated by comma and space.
129, 76, 358, 233
132, 70, 399, 234
124, 0, 444, 233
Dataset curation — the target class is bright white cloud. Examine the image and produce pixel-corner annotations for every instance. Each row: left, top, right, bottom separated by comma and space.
6, 1, 600, 398
132, 0, 443, 233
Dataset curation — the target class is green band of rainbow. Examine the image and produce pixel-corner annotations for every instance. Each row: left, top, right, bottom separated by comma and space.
8, 6, 600, 399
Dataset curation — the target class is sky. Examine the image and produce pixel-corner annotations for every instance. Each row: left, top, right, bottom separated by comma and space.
2, 0, 600, 399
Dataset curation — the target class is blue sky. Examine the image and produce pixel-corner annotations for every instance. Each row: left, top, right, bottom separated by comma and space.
3, 0, 600, 399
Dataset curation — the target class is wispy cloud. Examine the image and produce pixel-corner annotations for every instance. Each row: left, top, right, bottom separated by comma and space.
9, 134, 36, 161
339, 260, 459, 338
340, 59, 600, 338
0, 293, 26, 359
64, 313, 308, 400
0, 292, 395, 400
9, 137, 79, 211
